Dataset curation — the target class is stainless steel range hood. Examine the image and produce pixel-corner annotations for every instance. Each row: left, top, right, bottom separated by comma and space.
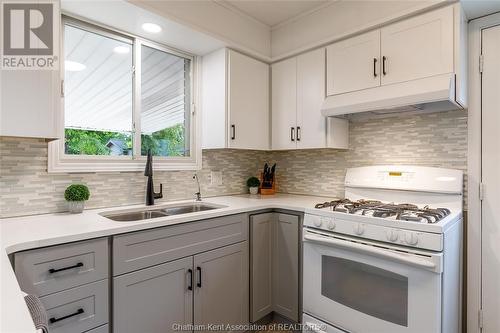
321, 73, 465, 116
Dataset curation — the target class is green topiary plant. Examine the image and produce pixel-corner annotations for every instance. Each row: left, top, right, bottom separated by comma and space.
246, 177, 260, 188
64, 184, 90, 202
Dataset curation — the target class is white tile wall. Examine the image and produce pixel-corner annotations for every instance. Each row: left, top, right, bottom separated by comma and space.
0, 110, 467, 218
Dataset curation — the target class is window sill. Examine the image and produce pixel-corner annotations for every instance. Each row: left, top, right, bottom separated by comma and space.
48, 142, 201, 173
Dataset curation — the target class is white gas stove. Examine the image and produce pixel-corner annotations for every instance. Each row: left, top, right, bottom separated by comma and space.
302, 165, 463, 333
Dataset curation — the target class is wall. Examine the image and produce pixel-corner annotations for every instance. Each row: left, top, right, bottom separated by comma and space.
271, 0, 448, 60
0, 143, 266, 218
0, 110, 467, 218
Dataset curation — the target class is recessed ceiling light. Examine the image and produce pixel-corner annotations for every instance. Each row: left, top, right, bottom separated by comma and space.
113, 46, 130, 54
142, 23, 162, 33
65, 60, 86, 72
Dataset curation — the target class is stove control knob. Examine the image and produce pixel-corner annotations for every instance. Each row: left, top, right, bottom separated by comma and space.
313, 217, 323, 228
353, 224, 365, 236
386, 229, 399, 242
327, 220, 336, 230
404, 232, 419, 246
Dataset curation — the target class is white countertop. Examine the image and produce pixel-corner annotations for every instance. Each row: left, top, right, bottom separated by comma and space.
0, 194, 328, 333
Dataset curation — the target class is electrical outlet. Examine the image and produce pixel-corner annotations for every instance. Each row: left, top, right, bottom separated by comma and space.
210, 171, 223, 186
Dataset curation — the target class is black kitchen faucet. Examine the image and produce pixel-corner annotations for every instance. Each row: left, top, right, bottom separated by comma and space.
144, 149, 163, 205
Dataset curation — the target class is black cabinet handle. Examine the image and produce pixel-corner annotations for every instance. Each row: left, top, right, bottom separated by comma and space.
196, 267, 202, 288
382, 56, 387, 76
290, 127, 295, 142
187, 269, 193, 291
297, 126, 301, 141
49, 308, 84, 324
231, 125, 235, 140
373, 58, 378, 77
48, 262, 83, 274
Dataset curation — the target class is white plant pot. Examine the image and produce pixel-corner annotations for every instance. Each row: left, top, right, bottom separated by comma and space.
68, 201, 85, 214
249, 187, 259, 195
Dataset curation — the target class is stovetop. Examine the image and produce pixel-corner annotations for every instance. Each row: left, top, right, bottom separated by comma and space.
314, 199, 451, 224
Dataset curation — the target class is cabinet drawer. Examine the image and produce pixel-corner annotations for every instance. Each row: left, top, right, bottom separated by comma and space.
15, 238, 108, 296
113, 214, 248, 275
40, 279, 108, 333
85, 324, 108, 333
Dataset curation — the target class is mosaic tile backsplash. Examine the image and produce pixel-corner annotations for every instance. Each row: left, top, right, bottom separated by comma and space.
0, 110, 467, 218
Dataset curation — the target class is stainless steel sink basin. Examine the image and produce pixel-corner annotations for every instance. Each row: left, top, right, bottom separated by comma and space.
104, 210, 169, 222
101, 203, 223, 222
159, 204, 217, 215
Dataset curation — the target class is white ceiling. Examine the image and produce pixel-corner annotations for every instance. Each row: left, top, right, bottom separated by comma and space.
220, 0, 332, 28
461, 0, 500, 20
62, 0, 225, 56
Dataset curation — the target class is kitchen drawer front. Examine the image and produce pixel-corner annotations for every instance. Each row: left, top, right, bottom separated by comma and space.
113, 214, 248, 275
85, 324, 108, 333
15, 238, 109, 296
40, 279, 108, 333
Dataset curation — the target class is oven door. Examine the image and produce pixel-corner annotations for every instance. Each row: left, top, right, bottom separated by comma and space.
303, 229, 443, 333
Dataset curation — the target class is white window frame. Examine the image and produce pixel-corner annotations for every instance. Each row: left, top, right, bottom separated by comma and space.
48, 16, 201, 173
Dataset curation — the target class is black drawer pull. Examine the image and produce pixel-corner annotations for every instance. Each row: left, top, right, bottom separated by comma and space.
231, 124, 236, 140
290, 127, 295, 142
49, 308, 84, 324
373, 58, 378, 77
49, 262, 83, 274
196, 266, 202, 288
382, 56, 387, 76
188, 269, 193, 291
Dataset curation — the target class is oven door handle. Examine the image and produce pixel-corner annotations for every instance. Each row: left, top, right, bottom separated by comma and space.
303, 232, 440, 272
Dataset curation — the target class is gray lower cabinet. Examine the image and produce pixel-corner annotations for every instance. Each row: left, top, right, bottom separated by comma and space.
250, 213, 273, 322
14, 238, 109, 333
194, 241, 249, 332
113, 257, 193, 333
85, 324, 109, 333
113, 242, 249, 333
250, 212, 300, 322
40, 279, 108, 333
273, 213, 299, 322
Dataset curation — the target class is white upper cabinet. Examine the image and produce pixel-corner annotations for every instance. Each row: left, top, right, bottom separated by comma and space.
380, 6, 454, 85
327, 30, 381, 96
228, 51, 269, 150
297, 48, 328, 149
1, 70, 60, 139
326, 5, 459, 96
272, 49, 348, 150
271, 57, 297, 150
202, 49, 269, 150
0, 4, 61, 140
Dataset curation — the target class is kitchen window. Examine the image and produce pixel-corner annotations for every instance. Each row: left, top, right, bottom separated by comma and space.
49, 17, 199, 172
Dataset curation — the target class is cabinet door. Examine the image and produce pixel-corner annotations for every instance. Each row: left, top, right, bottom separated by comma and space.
272, 58, 297, 150
297, 48, 327, 149
0, 68, 60, 139
326, 30, 381, 96
194, 242, 249, 332
380, 6, 453, 85
250, 213, 273, 322
113, 257, 193, 333
273, 214, 299, 322
228, 50, 269, 150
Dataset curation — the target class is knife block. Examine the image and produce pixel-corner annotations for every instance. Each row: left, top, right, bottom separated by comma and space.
259, 172, 276, 195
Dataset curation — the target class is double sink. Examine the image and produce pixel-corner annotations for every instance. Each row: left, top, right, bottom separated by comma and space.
101, 202, 224, 222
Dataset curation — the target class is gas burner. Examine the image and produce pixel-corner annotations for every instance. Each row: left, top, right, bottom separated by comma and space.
314, 199, 451, 224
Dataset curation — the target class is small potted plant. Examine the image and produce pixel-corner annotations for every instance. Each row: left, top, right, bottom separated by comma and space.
246, 177, 260, 195
64, 184, 90, 214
